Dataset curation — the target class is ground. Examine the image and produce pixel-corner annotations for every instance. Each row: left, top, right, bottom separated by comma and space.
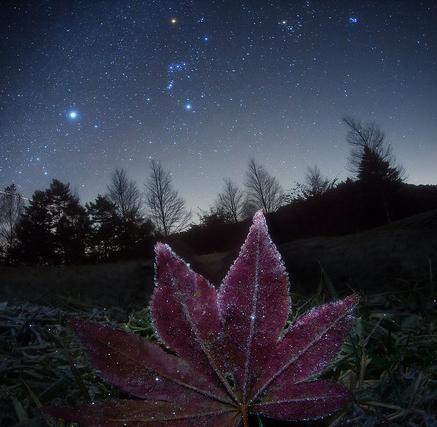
1, 210, 436, 426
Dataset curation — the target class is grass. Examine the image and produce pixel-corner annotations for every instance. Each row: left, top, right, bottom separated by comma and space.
1, 279, 436, 427
323, 285, 437, 427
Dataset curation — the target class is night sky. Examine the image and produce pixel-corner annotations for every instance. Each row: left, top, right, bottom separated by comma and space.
1, 1, 436, 210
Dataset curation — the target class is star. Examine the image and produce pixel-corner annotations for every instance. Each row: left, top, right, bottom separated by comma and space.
169, 62, 187, 73
68, 110, 79, 120
1, 0, 434, 217
166, 80, 174, 91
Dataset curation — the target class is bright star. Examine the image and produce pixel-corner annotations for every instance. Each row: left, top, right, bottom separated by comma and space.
68, 110, 78, 120
170, 17, 177, 24
349, 17, 358, 24
185, 103, 192, 111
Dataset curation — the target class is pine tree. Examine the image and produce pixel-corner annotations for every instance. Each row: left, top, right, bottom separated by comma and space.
357, 145, 402, 185
343, 117, 405, 224
13, 180, 89, 264
86, 195, 121, 260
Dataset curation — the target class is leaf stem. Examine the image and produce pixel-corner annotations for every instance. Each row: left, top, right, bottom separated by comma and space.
242, 404, 249, 427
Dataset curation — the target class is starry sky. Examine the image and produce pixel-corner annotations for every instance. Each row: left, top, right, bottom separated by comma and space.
1, 0, 436, 210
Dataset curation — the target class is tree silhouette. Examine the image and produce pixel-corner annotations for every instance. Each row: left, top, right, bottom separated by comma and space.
197, 206, 229, 227
343, 117, 404, 183
244, 159, 284, 214
214, 179, 244, 223
13, 180, 89, 263
300, 166, 337, 200
0, 184, 24, 253
12, 190, 54, 263
107, 168, 142, 221
86, 195, 121, 260
343, 117, 405, 223
107, 168, 144, 253
144, 160, 191, 236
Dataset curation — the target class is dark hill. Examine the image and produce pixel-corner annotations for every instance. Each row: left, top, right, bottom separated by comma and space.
197, 208, 437, 295
1, 209, 435, 306
174, 182, 437, 256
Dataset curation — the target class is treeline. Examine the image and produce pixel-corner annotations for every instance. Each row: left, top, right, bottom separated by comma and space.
0, 161, 191, 264
1, 117, 437, 264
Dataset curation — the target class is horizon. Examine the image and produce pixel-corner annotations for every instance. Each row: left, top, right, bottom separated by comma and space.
2, 139, 437, 214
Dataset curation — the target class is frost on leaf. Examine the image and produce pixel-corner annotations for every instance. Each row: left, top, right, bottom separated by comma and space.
44, 211, 358, 426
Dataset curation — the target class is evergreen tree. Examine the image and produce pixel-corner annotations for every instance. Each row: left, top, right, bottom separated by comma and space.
357, 145, 403, 186
11, 189, 54, 263
86, 195, 121, 260
343, 117, 405, 223
13, 180, 89, 264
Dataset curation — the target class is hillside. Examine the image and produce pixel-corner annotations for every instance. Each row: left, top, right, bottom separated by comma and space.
1, 209, 436, 306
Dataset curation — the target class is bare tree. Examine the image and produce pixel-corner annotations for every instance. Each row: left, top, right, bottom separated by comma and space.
0, 184, 24, 249
301, 166, 337, 199
244, 159, 284, 214
145, 160, 191, 236
107, 168, 142, 221
214, 179, 244, 223
343, 116, 405, 183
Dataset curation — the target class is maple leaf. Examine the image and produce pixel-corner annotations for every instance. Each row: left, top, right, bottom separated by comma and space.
44, 211, 358, 426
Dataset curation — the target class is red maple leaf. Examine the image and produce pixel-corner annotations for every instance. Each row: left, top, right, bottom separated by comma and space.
45, 211, 357, 426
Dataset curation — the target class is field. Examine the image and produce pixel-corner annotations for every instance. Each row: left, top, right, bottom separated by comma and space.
1, 210, 436, 426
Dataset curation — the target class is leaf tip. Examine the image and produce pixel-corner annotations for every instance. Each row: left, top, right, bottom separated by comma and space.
252, 209, 267, 226
154, 241, 171, 254
154, 242, 175, 265
246, 209, 271, 241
